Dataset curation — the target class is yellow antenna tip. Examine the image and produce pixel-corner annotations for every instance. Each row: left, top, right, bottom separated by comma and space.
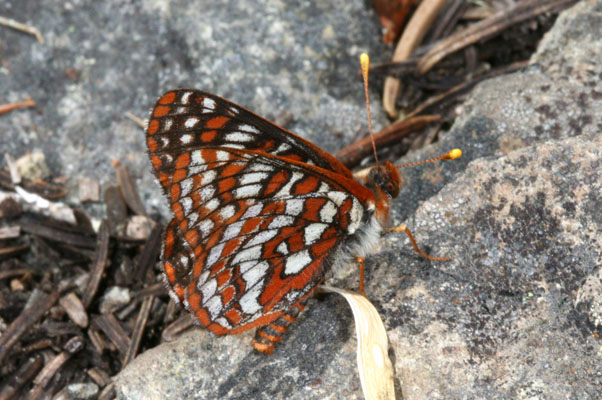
360, 53, 370, 73
446, 148, 462, 160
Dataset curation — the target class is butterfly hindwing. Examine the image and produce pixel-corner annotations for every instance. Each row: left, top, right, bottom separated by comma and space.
157, 146, 374, 334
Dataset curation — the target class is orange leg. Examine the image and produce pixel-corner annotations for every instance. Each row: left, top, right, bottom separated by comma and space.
387, 225, 450, 262
356, 256, 367, 297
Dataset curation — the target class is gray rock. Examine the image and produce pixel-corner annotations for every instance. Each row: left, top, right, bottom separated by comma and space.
99, 286, 131, 315
66, 382, 99, 399
14, 150, 51, 180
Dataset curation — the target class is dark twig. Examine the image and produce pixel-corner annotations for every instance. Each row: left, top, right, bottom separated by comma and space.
28, 337, 84, 399
0, 291, 60, 364
19, 215, 96, 249
123, 295, 154, 367
133, 223, 163, 285
116, 165, 147, 216
0, 354, 44, 400
92, 314, 131, 360
82, 221, 110, 308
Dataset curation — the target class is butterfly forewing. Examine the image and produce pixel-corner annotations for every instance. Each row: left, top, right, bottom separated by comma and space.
147, 89, 377, 337
146, 89, 353, 191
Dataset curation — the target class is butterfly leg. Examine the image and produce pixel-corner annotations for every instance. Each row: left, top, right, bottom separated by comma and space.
356, 256, 367, 297
251, 296, 311, 355
387, 224, 450, 261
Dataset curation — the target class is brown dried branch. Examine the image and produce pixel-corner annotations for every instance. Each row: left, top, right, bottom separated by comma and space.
335, 114, 441, 168
0, 16, 43, 43
383, 0, 449, 117
0, 98, 35, 115
416, 0, 579, 74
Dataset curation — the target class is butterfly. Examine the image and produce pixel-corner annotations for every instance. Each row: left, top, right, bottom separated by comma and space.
146, 88, 458, 354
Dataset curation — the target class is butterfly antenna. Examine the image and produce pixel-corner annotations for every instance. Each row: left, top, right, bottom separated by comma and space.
360, 53, 379, 164
396, 148, 462, 169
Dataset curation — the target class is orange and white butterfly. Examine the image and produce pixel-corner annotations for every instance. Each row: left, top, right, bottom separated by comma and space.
146, 87, 459, 354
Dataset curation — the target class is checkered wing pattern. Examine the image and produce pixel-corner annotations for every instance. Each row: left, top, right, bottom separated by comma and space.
146, 89, 376, 337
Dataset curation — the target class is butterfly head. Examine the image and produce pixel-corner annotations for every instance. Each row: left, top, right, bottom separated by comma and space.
366, 161, 402, 199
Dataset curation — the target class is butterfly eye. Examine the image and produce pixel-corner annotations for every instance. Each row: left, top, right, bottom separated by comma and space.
367, 163, 401, 199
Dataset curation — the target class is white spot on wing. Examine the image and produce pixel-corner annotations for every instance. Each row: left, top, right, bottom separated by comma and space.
181, 178, 193, 197
180, 134, 192, 144
274, 171, 303, 197
242, 261, 269, 288
207, 242, 225, 267
181, 91, 192, 104
205, 295, 223, 318
200, 184, 215, 201
234, 184, 262, 199
248, 163, 274, 172
216, 317, 232, 328
284, 249, 312, 275
197, 271, 210, 289
304, 223, 328, 245
244, 229, 278, 248
240, 172, 267, 185
226, 132, 253, 142
348, 198, 363, 234
219, 204, 236, 221
184, 117, 199, 128
160, 137, 169, 147
221, 143, 245, 149
273, 143, 292, 154
240, 284, 262, 315
232, 245, 262, 264
238, 124, 259, 134
188, 212, 199, 226
320, 201, 337, 223
285, 199, 304, 216
181, 197, 192, 214
163, 119, 173, 131
239, 260, 258, 274
204, 198, 220, 213
202, 97, 216, 112
200, 170, 216, 186
216, 151, 230, 161
327, 191, 347, 206
180, 255, 189, 267
268, 215, 294, 229
200, 278, 217, 301
199, 219, 214, 238
191, 150, 205, 165
188, 164, 207, 175
242, 203, 263, 219
223, 220, 245, 241
276, 241, 289, 255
